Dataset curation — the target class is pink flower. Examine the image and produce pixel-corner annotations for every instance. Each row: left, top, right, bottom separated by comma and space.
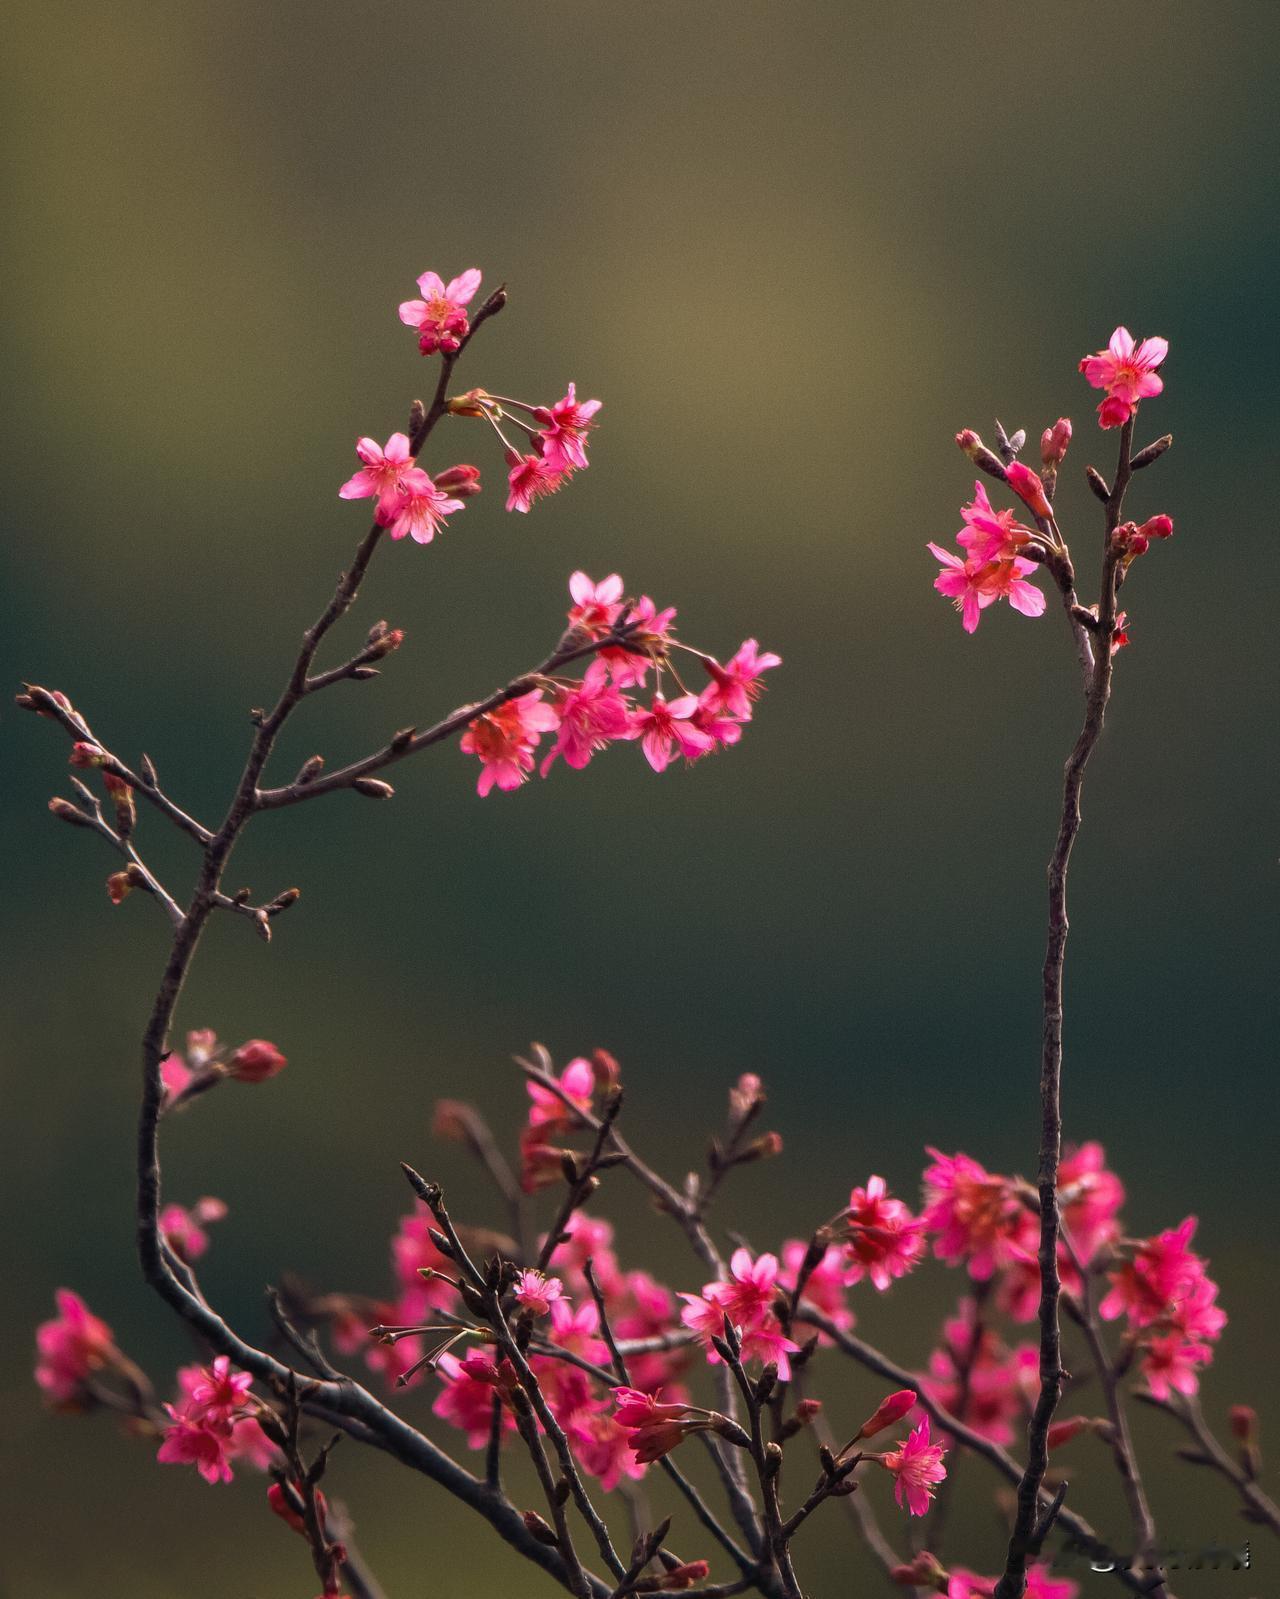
924, 1304, 1037, 1446
505, 449, 569, 513
1041, 418, 1072, 469
569, 1409, 649, 1488
1079, 327, 1168, 428
1099, 1217, 1204, 1327
1005, 462, 1054, 520
338, 434, 420, 518
159, 1196, 227, 1263
184, 1355, 254, 1424
1058, 1142, 1125, 1264
398, 268, 483, 356
628, 694, 715, 772
955, 482, 1035, 564
526, 1055, 596, 1130
779, 1239, 855, 1332
536, 383, 603, 471
922, 1149, 1036, 1280
514, 1269, 564, 1317
718, 1248, 783, 1325
700, 639, 782, 720
612, 1387, 702, 1465
928, 544, 995, 634
878, 1416, 948, 1516
843, 1175, 927, 1291
568, 571, 625, 637
382, 469, 466, 544
157, 1411, 236, 1484
1138, 1331, 1214, 1400
540, 661, 632, 775
460, 691, 560, 796
160, 1051, 194, 1100
598, 595, 676, 688
434, 1351, 519, 1449
227, 1039, 287, 1083
35, 1290, 117, 1403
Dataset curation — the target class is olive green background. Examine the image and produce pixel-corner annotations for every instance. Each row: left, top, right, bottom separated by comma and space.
3, 3, 1277, 1594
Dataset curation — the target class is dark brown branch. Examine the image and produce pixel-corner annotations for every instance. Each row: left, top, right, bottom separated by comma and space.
994, 416, 1133, 1599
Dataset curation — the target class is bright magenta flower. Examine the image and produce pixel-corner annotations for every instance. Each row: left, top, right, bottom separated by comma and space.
459, 691, 560, 796
628, 693, 715, 772
526, 1055, 595, 1129
612, 1387, 704, 1464
779, 1239, 855, 1333
1005, 462, 1053, 520
505, 449, 569, 513
540, 661, 632, 775
1098, 1216, 1206, 1327
398, 268, 482, 356
434, 1352, 519, 1449
878, 1416, 948, 1515
955, 482, 1035, 564
338, 434, 420, 518
844, 1175, 927, 1291
184, 1355, 253, 1424
514, 1269, 564, 1317
1079, 326, 1168, 429
382, 470, 467, 544
35, 1290, 117, 1404
157, 1411, 236, 1484
922, 1149, 1036, 1280
700, 639, 782, 720
928, 545, 994, 634
536, 383, 602, 472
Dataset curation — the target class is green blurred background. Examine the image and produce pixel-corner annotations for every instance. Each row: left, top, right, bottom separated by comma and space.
3, 2, 1277, 1593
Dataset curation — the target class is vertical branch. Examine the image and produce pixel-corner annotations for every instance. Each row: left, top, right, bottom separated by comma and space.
994, 419, 1132, 1599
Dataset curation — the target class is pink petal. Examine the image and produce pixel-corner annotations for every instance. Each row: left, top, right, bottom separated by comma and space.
398, 299, 427, 327
1135, 336, 1168, 367
1007, 579, 1046, 618
1108, 326, 1135, 360
416, 271, 445, 298
384, 432, 412, 463
446, 268, 482, 304
927, 541, 964, 570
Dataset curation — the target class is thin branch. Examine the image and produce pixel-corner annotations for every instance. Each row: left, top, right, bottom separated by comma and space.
1135, 1393, 1280, 1537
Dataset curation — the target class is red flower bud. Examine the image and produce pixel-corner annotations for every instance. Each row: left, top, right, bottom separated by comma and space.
70, 742, 108, 768
226, 1039, 287, 1083
955, 429, 982, 460
1230, 1405, 1258, 1443
1041, 417, 1072, 468
1137, 513, 1173, 540
1005, 461, 1053, 519
433, 464, 483, 498
857, 1388, 917, 1439
1047, 1416, 1091, 1449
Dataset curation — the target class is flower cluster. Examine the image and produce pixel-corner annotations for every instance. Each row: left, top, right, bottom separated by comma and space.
460, 572, 780, 794
338, 432, 478, 546
156, 1356, 278, 1485
1078, 326, 1168, 429
681, 1247, 803, 1377
928, 481, 1046, 634
159, 1028, 287, 1109
1099, 1217, 1226, 1399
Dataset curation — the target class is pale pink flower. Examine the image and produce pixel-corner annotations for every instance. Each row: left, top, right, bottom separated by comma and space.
536, 383, 603, 471
955, 482, 1035, 564
546, 1298, 611, 1368
338, 434, 420, 517
35, 1290, 117, 1403
844, 1175, 927, 1291
738, 1318, 803, 1379
540, 661, 632, 775
382, 469, 466, 544
460, 691, 560, 796
514, 1269, 564, 1317
1079, 327, 1168, 428
629, 693, 714, 772
568, 571, 625, 637
700, 639, 782, 720
398, 268, 482, 356
878, 1416, 948, 1515
505, 449, 569, 513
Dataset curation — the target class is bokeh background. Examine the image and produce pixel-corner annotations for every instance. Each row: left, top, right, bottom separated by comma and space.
3, 3, 1277, 1594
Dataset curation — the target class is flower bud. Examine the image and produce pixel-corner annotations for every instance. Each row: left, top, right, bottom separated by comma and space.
102, 771, 137, 835
352, 778, 395, 799
365, 627, 406, 660
186, 1029, 219, 1066
728, 1072, 765, 1121
226, 1039, 287, 1083
48, 797, 92, 828
955, 428, 982, 458
1047, 1416, 1091, 1449
591, 1048, 621, 1090
652, 1561, 710, 1591
447, 389, 492, 418
1098, 394, 1133, 429
1041, 417, 1072, 468
106, 869, 137, 905
738, 1131, 784, 1164
1137, 514, 1173, 540
522, 1510, 560, 1547
1005, 461, 1054, 519
1230, 1405, 1258, 1443
856, 1388, 917, 1439
70, 742, 108, 768
889, 1552, 947, 1589
434, 464, 483, 498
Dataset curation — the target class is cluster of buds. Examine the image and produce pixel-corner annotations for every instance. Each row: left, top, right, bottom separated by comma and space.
159, 1028, 288, 1112
448, 382, 603, 514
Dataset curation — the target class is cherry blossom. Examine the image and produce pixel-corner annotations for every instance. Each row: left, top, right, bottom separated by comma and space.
567, 571, 624, 637
540, 661, 632, 775
398, 269, 482, 356
513, 1269, 564, 1317
460, 691, 561, 796
922, 1149, 1036, 1280
699, 639, 782, 720
338, 434, 420, 517
629, 693, 714, 772
505, 449, 569, 513
35, 1290, 117, 1403
955, 482, 1035, 564
159, 1196, 227, 1263
227, 1039, 287, 1083
843, 1175, 927, 1290
1079, 326, 1168, 427
382, 470, 467, 544
536, 383, 602, 471
877, 1416, 948, 1515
